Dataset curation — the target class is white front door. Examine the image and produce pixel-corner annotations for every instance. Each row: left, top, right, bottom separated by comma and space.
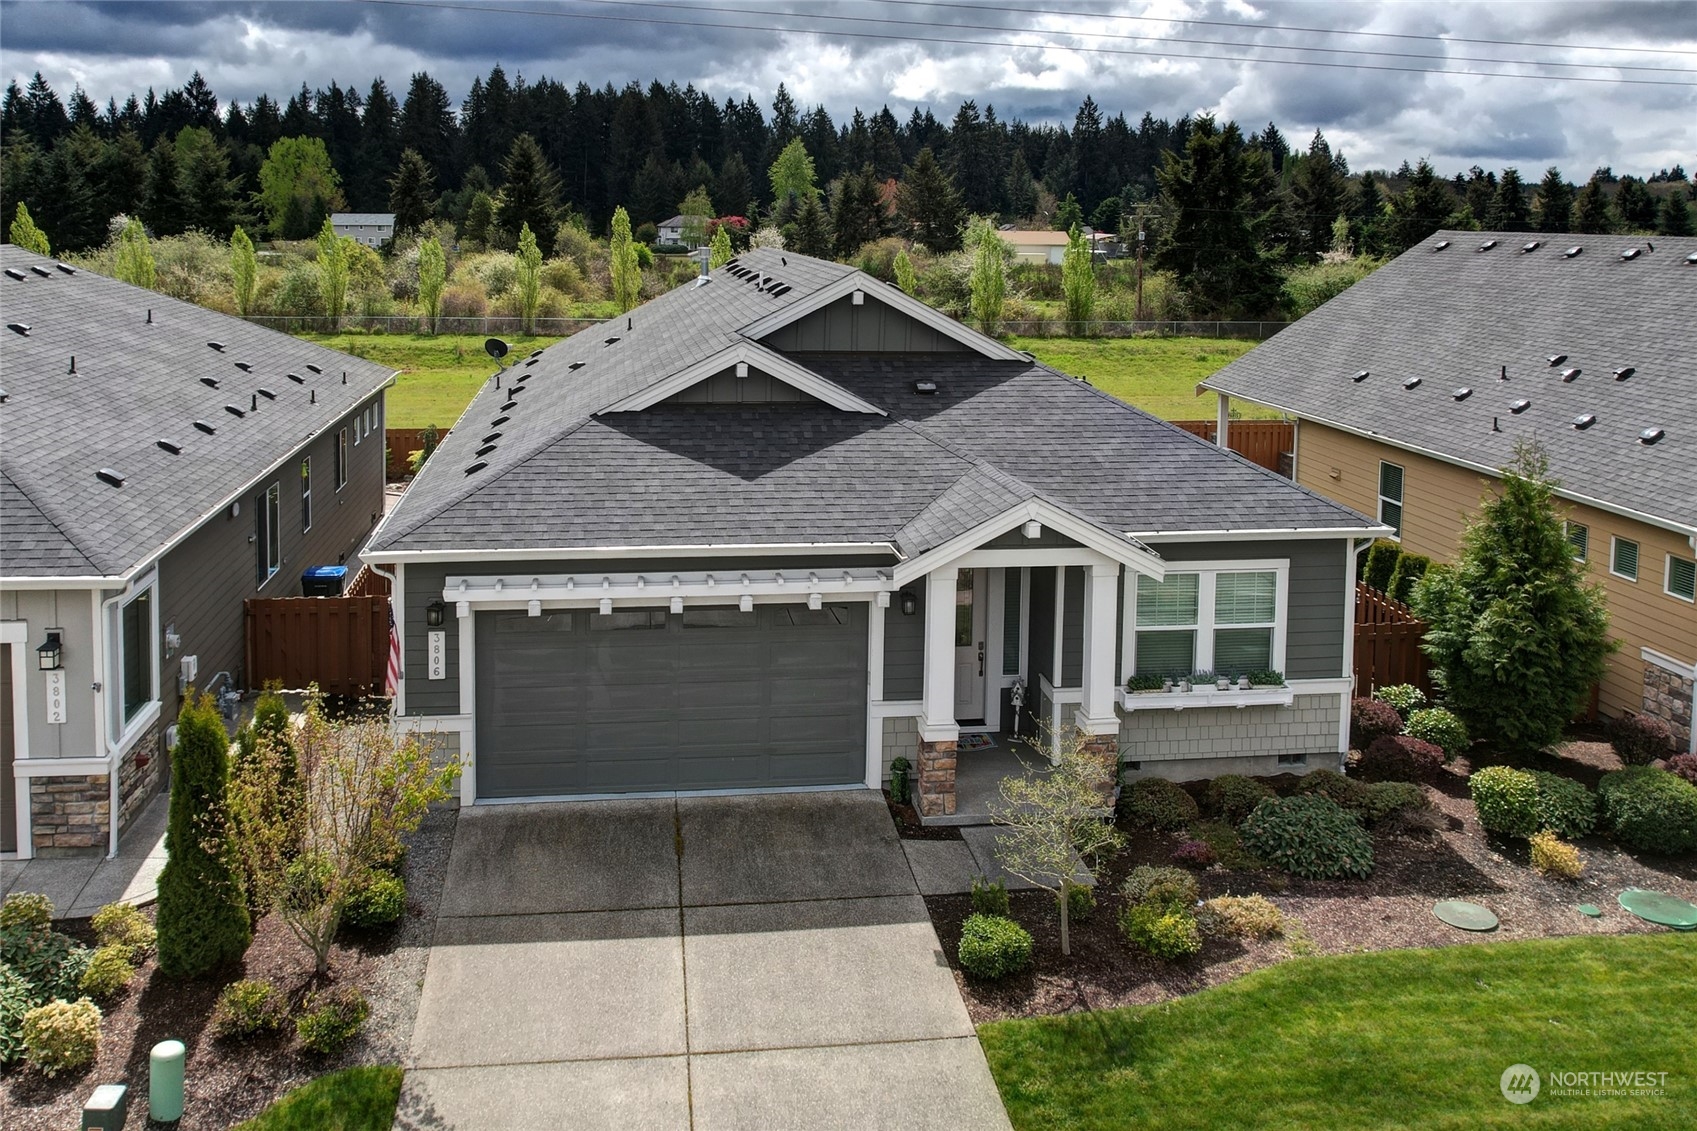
954, 569, 986, 721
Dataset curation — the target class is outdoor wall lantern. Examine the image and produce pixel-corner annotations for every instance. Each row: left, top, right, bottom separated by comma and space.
37, 629, 63, 671
900, 590, 918, 616
425, 599, 446, 627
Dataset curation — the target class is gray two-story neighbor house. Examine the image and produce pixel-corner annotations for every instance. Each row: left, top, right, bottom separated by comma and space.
1, 246, 394, 858
365, 248, 1385, 820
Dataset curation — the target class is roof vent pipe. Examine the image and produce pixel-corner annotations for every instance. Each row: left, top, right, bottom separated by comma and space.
310, 389, 317, 404
68, 355, 76, 374
147, 309, 153, 324
251, 393, 258, 410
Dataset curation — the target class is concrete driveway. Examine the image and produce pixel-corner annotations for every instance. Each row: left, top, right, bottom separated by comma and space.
395, 790, 1012, 1131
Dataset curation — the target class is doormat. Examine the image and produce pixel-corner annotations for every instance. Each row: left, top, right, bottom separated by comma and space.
959, 733, 996, 752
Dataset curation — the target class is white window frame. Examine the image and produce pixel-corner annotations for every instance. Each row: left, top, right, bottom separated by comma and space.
1378, 461, 1404, 538
1666, 553, 1696, 604
257, 481, 281, 588
1610, 536, 1639, 582
300, 456, 312, 533
1565, 521, 1588, 562
336, 427, 348, 490
1125, 559, 1290, 679
108, 569, 160, 750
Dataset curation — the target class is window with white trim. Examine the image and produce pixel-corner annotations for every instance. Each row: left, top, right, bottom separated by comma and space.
256, 482, 280, 586
300, 457, 312, 532
1667, 554, 1696, 603
336, 427, 348, 489
1565, 522, 1588, 562
120, 587, 154, 723
1378, 461, 1404, 536
1611, 537, 1639, 582
1133, 566, 1286, 678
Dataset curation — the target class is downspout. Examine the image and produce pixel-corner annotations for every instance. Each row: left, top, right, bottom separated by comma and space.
369, 563, 400, 717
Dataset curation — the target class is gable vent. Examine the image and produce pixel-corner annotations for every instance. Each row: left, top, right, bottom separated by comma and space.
1562, 246, 1582, 258
96, 468, 127, 487
1510, 398, 1532, 414
1432, 240, 1450, 251
1351, 370, 1370, 383
1612, 367, 1635, 381
3, 269, 25, 280
224, 404, 246, 418
1546, 354, 1567, 366
1560, 368, 1581, 382
1402, 377, 1422, 390
6, 323, 29, 336
1620, 247, 1642, 261
491, 415, 510, 427
465, 461, 487, 475
200, 377, 220, 389
305, 363, 322, 374
1453, 387, 1472, 401
1477, 239, 1497, 251
914, 380, 938, 395
1639, 427, 1665, 445
1573, 414, 1597, 430
156, 439, 183, 454
1521, 240, 1541, 253
286, 372, 305, 383
29, 265, 51, 278
208, 341, 225, 351
55, 263, 74, 274
193, 420, 216, 434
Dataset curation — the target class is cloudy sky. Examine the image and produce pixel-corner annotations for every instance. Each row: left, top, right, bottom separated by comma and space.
3, 0, 1694, 176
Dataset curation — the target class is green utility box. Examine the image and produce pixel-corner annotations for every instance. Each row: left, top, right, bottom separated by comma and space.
82, 1083, 128, 1130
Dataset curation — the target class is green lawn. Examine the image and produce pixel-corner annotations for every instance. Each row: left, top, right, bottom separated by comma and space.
234, 1066, 403, 1131
979, 933, 1693, 1130
299, 332, 562, 430
1011, 335, 1274, 422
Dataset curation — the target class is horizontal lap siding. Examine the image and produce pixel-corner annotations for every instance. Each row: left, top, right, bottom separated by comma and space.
762, 297, 968, 352
1062, 566, 1084, 686
884, 583, 924, 700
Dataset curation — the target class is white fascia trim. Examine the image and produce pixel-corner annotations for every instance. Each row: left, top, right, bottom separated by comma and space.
594, 340, 886, 415
893, 500, 1166, 587
736, 272, 1027, 361
444, 567, 895, 607
0, 576, 126, 589
1129, 526, 1391, 542
1641, 647, 1696, 681
1214, 400, 1697, 543
13, 756, 115, 776
364, 541, 901, 565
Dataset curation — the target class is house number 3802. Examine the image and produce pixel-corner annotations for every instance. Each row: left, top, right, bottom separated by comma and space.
45, 669, 67, 724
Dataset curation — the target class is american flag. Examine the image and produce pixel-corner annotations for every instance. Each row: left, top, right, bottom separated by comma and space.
385, 602, 402, 698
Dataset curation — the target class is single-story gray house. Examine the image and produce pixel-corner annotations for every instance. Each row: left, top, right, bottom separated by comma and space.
1, 245, 394, 857
365, 248, 1385, 819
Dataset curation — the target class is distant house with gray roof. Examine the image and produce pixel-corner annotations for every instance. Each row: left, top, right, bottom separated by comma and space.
1202, 231, 1697, 751
332, 212, 395, 247
365, 247, 1383, 818
0, 245, 395, 858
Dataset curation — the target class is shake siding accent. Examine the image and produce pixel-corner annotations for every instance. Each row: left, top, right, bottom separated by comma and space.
883, 585, 924, 700
1028, 567, 1056, 687
1154, 538, 1348, 680
159, 392, 387, 717
1294, 419, 1696, 715
762, 297, 969, 352
1061, 565, 1085, 686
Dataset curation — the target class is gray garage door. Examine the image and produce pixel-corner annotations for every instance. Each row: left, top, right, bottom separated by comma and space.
475, 602, 868, 798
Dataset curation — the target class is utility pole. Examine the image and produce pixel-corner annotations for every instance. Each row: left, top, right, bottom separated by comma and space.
1135, 228, 1146, 323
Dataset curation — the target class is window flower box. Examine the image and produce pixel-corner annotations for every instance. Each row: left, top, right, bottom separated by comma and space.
1118, 686, 1297, 712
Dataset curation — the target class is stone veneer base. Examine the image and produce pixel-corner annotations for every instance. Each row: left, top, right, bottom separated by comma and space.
1642, 663, 1694, 752
917, 739, 958, 817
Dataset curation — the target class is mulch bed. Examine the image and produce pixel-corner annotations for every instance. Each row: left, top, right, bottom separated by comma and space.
885, 789, 964, 840
926, 738, 1697, 1025
1, 805, 457, 1130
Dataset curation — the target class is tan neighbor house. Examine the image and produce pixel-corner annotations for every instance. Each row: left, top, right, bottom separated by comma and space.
1202, 230, 1696, 752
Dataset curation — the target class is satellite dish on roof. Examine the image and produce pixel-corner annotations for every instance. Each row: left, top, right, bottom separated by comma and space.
484, 337, 510, 365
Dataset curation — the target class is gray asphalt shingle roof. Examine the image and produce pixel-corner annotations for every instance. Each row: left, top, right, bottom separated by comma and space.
373, 248, 1377, 558
0, 245, 396, 579
1202, 230, 1697, 533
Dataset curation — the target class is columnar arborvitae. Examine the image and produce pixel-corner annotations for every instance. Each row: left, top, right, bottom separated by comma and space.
156, 694, 252, 977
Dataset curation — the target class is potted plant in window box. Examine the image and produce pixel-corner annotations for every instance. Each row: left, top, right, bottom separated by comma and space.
1236, 673, 1252, 691
1246, 669, 1285, 688
1190, 670, 1216, 692
1126, 674, 1165, 695
1214, 673, 1233, 691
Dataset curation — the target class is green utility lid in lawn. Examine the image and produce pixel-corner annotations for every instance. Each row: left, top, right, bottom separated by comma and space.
1578, 904, 1603, 918
1617, 889, 1697, 930
1433, 900, 1499, 931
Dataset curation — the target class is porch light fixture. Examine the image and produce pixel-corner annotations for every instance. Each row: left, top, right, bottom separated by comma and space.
900, 590, 918, 616
426, 600, 446, 627
37, 630, 63, 671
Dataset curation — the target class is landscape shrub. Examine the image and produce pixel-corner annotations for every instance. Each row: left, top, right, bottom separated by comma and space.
1, 920, 91, 1004
1531, 772, 1597, 839
1350, 697, 1403, 750
1668, 754, 1697, 786
1066, 883, 1096, 923
1295, 768, 1369, 811
1469, 766, 1541, 837
296, 985, 370, 1054
439, 283, 488, 318
1608, 712, 1676, 766
77, 945, 135, 999
0, 893, 52, 932
1362, 540, 1402, 594
1358, 782, 1430, 826
91, 903, 156, 956
212, 979, 289, 1039
1597, 767, 1697, 855
269, 266, 324, 318
969, 876, 1010, 918
1529, 831, 1584, 879
1198, 894, 1285, 939
1120, 778, 1199, 831
1404, 707, 1470, 761
0, 965, 31, 1064
1122, 866, 1200, 909
957, 914, 1034, 980
1386, 553, 1431, 605
343, 874, 407, 931
1372, 684, 1427, 720
1171, 839, 1218, 868
1357, 735, 1445, 783
1239, 795, 1374, 879
1205, 775, 1276, 825
21, 997, 101, 1077
1118, 902, 1204, 960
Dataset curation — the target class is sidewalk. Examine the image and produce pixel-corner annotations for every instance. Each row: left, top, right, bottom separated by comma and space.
0, 791, 169, 918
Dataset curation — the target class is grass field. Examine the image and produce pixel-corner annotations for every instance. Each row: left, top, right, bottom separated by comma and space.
303, 331, 1272, 429
978, 933, 1694, 1131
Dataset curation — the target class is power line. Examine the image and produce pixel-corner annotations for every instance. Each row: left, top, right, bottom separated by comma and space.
358, 0, 1697, 86
578, 0, 1697, 74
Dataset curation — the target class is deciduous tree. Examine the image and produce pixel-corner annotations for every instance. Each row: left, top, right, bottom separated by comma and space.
609, 205, 641, 312
515, 222, 542, 333
767, 137, 818, 207
1061, 223, 1096, 328
259, 136, 344, 239
114, 218, 155, 289
8, 201, 49, 255
230, 226, 257, 315
417, 235, 446, 332
316, 217, 349, 328
967, 218, 1007, 335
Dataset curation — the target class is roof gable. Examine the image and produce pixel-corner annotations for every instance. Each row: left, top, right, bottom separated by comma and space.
739, 273, 1026, 360
596, 341, 884, 415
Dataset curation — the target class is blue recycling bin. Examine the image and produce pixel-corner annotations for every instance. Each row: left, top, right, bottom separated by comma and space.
301, 565, 348, 597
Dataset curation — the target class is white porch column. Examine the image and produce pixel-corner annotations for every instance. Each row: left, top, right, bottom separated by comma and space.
920, 567, 960, 741
1076, 562, 1121, 736
1215, 391, 1231, 451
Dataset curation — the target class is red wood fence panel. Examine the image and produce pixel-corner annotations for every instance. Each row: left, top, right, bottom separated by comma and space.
1352, 583, 1432, 695
386, 427, 451, 480
1169, 420, 1295, 474
244, 595, 388, 696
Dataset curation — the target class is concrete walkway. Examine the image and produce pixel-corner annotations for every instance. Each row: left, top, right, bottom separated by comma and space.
394, 790, 1012, 1131
0, 791, 169, 918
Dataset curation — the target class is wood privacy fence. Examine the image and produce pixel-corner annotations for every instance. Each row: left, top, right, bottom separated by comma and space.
386, 427, 444, 480
245, 586, 390, 696
1169, 420, 1295, 475
1353, 583, 1432, 696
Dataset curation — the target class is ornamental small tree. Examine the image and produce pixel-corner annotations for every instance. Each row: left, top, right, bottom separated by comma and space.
514, 222, 542, 334
893, 247, 917, 295
9, 202, 50, 256
991, 725, 1124, 956
417, 235, 446, 334
315, 217, 349, 329
609, 205, 641, 313
230, 226, 257, 315
156, 694, 251, 977
967, 219, 1006, 335
1061, 223, 1096, 328
1411, 442, 1614, 754
114, 218, 156, 290
708, 223, 733, 269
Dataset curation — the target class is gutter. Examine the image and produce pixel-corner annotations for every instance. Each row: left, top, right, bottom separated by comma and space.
361, 541, 907, 565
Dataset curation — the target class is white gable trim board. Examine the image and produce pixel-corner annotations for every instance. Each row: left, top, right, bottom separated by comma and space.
892, 498, 1168, 586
